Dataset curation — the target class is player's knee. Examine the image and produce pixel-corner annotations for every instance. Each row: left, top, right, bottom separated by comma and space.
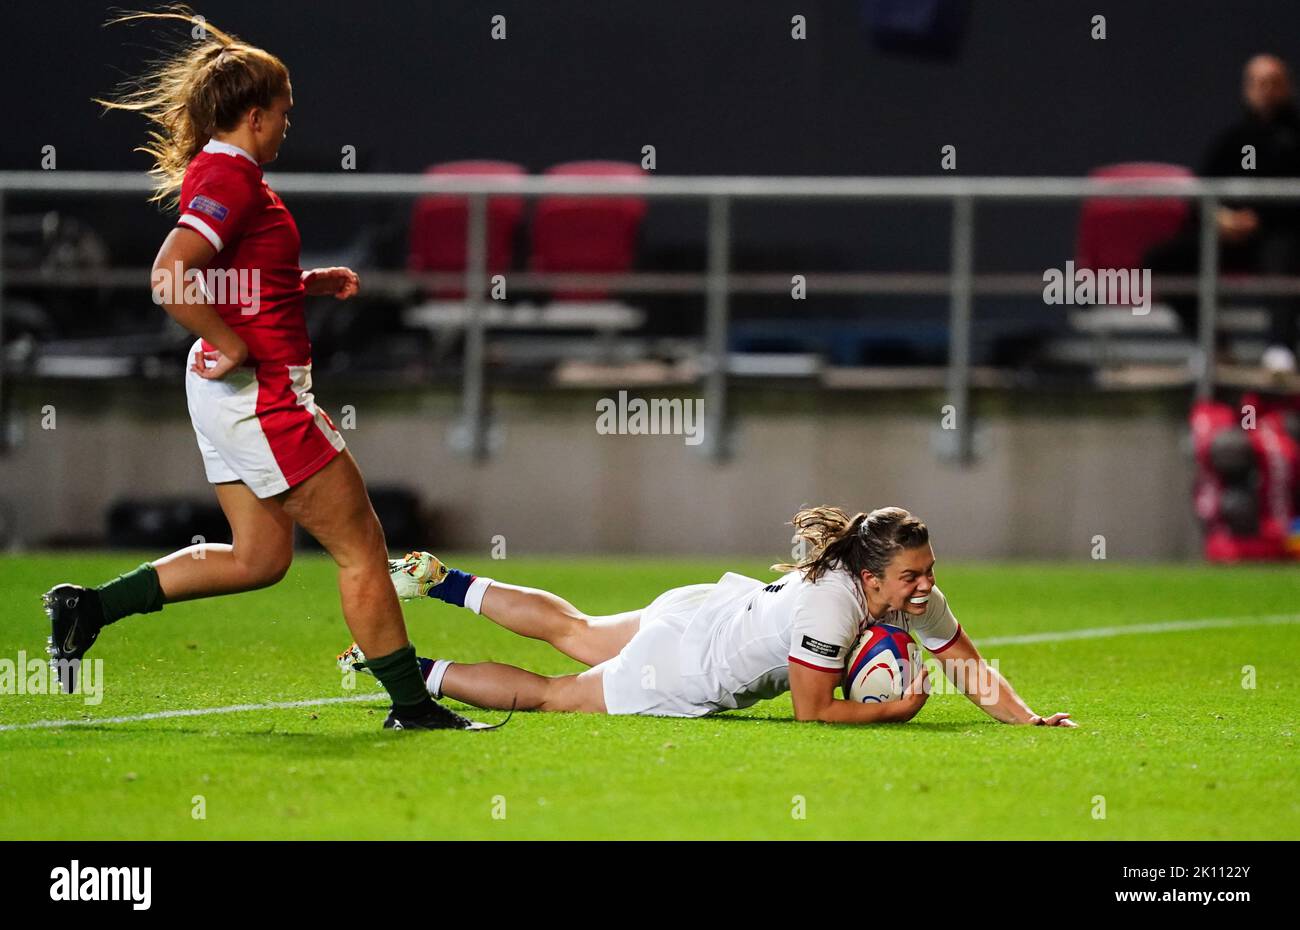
361, 513, 389, 556
263, 553, 293, 586
342, 509, 388, 561
539, 674, 601, 713
237, 549, 293, 589
555, 619, 603, 666
537, 676, 576, 712
313, 512, 387, 571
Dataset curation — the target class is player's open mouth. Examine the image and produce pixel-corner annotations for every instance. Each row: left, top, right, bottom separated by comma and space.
908, 595, 929, 605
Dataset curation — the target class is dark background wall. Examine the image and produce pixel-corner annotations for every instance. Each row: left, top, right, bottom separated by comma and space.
3, 1, 1298, 295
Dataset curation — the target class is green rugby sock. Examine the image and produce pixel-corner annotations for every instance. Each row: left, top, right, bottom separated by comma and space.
95, 562, 165, 624
365, 643, 436, 715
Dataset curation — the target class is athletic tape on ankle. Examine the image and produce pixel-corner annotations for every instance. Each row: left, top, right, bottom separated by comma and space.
426, 659, 453, 698
464, 577, 492, 615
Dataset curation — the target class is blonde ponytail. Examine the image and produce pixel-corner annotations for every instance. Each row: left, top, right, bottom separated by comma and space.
94, 5, 289, 209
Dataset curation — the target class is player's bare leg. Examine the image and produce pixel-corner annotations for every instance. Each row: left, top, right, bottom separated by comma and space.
288, 453, 482, 728
151, 482, 295, 600
477, 583, 642, 667
44, 479, 295, 693
281, 451, 407, 658
438, 661, 608, 713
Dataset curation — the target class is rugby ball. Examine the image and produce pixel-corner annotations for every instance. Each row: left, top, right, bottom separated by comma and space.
843, 623, 920, 703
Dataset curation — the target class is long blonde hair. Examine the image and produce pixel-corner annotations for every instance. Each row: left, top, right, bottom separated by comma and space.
772, 505, 930, 582
94, 5, 290, 209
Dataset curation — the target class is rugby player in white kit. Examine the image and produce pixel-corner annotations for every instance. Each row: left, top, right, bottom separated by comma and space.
338, 506, 1076, 727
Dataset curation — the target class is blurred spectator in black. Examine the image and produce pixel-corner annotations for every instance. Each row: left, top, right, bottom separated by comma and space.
1146, 54, 1300, 371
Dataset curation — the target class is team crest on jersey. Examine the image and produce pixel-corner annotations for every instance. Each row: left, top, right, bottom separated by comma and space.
187, 195, 229, 222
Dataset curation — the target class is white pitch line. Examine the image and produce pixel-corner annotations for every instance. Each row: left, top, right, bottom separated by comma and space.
3, 613, 1299, 733
979, 613, 1300, 647
0, 691, 388, 732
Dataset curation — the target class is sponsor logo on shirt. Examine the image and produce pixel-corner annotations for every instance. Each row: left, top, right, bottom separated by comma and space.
187, 194, 229, 222
800, 635, 841, 658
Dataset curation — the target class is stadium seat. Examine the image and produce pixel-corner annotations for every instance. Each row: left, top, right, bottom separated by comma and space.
529, 161, 648, 300
1075, 162, 1194, 272
407, 160, 527, 298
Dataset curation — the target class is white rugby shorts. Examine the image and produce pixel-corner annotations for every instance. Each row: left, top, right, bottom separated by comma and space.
184, 339, 345, 499
596, 583, 723, 717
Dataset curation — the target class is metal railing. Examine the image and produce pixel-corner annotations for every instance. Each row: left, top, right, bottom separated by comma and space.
5, 171, 1300, 461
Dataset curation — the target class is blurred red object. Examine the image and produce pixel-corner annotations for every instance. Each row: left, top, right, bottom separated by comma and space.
408, 160, 527, 298
1192, 395, 1300, 562
530, 161, 647, 301
1076, 162, 1194, 274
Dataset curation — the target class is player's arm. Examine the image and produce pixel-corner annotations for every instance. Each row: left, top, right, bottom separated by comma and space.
151, 226, 248, 377
789, 659, 929, 724
932, 628, 1075, 727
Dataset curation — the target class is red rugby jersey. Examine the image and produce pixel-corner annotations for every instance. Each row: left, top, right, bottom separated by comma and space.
176, 139, 310, 366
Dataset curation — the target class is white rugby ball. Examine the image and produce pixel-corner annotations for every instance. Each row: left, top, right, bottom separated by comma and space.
843, 623, 920, 703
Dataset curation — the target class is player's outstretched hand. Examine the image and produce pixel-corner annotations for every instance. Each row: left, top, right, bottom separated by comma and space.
303, 266, 360, 299
191, 348, 244, 380
1029, 712, 1077, 727
892, 666, 930, 721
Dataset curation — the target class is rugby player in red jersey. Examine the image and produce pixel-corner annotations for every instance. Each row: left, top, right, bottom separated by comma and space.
43, 8, 488, 730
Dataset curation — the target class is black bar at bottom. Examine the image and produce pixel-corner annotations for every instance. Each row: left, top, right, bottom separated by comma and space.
3, 840, 1289, 916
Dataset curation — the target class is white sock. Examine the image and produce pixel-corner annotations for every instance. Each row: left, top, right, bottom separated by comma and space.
425, 659, 453, 698
465, 576, 493, 615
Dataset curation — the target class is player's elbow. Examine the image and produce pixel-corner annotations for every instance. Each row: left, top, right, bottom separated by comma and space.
792, 698, 830, 723
151, 242, 187, 278
891, 703, 922, 724
150, 254, 188, 310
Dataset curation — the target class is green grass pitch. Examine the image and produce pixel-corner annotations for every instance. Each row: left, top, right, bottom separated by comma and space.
1, 553, 1297, 840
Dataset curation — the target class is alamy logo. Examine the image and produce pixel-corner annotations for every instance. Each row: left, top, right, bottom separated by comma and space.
0, 651, 103, 704
595, 391, 704, 446
49, 860, 151, 910
1042, 260, 1152, 314
151, 260, 262, 315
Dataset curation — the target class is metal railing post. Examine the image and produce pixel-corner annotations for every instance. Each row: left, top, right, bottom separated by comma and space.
459, 193, 489, 459
1196, 194, 1219, 400
945, 195, 975, 463
703, 195, 731, 460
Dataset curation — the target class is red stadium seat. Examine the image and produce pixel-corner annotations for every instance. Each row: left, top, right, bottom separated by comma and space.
407, 160, 526, 298
530, 161, 648, 300
1075, 162, 1194, 273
